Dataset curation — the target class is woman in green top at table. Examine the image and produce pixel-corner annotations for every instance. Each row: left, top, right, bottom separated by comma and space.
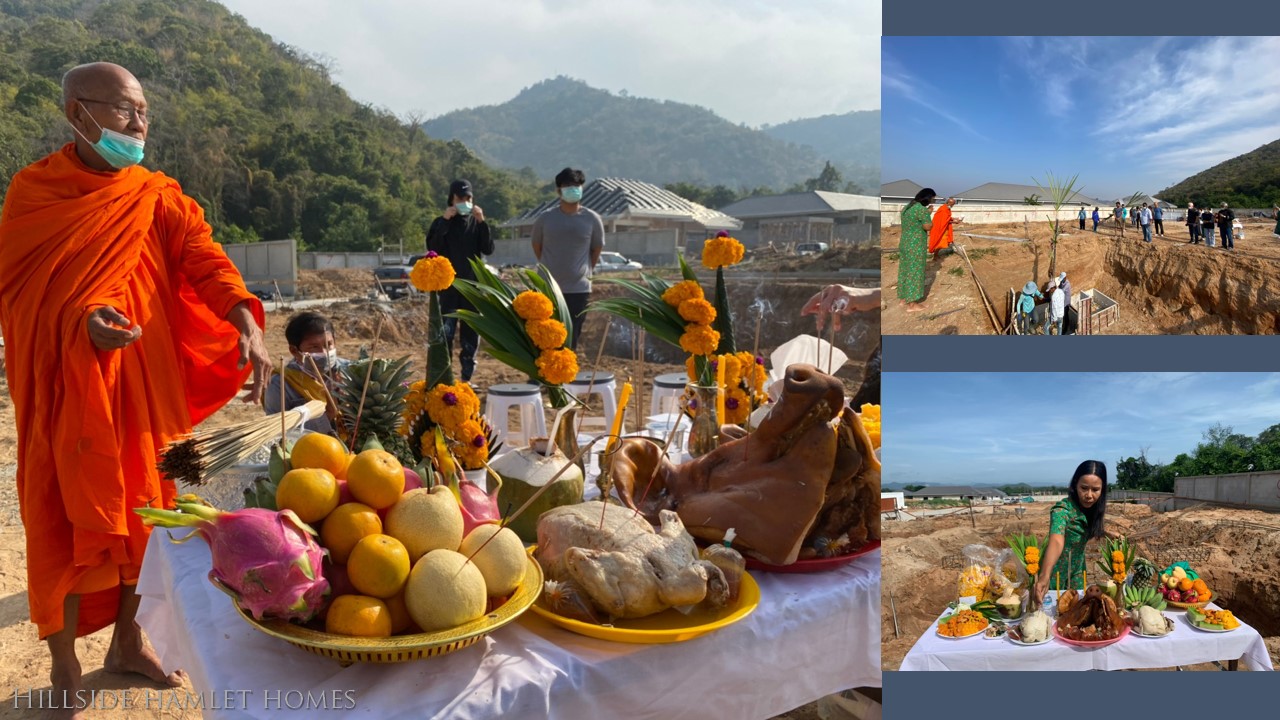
896, 187, 936, 313
1032, 460, 1111, 605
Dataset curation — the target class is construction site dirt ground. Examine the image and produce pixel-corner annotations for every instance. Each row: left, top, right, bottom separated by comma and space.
881, 219, 1280, 335
881, 502, 1280, 671
0, 272, 876, 719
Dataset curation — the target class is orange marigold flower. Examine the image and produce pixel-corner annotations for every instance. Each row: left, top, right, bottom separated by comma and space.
702, 235, 745, 269
536, 348, 579, 386
661, 280, 704, 308
410, 252, 456, 293
722, 353, 743, 386
426, 382, 480, 428
526, 318, 568, 351
679, 323, 720, 356
725, 388, 751, 425
513, 290, 555, 321
678, 297, 716, 325
451, 419, 489, 469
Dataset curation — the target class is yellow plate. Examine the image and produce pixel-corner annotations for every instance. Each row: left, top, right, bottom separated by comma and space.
525, 547, 760, 644
211, 554, 542, 665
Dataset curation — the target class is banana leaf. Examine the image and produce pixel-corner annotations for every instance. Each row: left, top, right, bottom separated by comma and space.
712, 268, 736, 354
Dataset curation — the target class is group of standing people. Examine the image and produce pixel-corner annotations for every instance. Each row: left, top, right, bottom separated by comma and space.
1015, 271, 1072, 335
1182, 202, 1239, 250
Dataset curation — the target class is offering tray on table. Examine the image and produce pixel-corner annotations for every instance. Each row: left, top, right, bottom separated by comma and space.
1051, 622, 1129, 648
744, 540, 880, 573
209, 554, 542, 665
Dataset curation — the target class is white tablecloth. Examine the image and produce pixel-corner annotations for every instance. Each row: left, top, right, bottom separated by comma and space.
137, 530, 880, 719
900, 593, 1273, 672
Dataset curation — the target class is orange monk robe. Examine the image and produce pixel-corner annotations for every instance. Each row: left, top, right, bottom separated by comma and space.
928, 204, 955, 253
0, 144, 263, 639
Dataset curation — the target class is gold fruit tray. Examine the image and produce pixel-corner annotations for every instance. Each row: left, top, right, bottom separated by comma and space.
1166, 591, 1214, 611
210, 554, 542, 665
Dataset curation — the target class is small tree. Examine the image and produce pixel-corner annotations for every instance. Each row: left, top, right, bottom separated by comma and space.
1032, 171, 1084, 279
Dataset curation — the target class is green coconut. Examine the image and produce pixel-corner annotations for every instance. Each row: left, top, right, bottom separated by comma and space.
490, 439, 584, 543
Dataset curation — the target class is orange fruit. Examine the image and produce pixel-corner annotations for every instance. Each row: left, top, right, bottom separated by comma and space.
289, 433, 350, 476
384, 591, 417, 634
320, 503, 383, 564
347, 534, 411, 599
275, 468, 340, 523
324, 595, 391, 637
346, 449, 405, 510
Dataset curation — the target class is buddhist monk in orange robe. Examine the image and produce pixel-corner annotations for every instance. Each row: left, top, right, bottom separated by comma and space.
0, 62, 271, 715
928, 197, 962, 254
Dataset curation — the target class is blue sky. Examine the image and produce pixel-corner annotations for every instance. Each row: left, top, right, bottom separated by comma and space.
215, 0, 880, 127
883, 37, 1280, 201
881, 373, 1280, 487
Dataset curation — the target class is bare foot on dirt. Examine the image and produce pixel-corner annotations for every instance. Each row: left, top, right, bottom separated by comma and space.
49, 657, 87, 719
103, 641, 186, 687
905, 303, 926, 313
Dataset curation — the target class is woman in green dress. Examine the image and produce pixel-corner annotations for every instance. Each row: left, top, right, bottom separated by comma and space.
1032, 459, 1111, 604
896, 187, 936, 312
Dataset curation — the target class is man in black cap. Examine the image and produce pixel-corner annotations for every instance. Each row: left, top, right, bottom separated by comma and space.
427, 179, 494, 381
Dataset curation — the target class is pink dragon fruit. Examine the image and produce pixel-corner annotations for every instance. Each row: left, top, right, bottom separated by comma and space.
1167, 589, 1183, 603
459, 478, 502, 536
135, 497, 329, 622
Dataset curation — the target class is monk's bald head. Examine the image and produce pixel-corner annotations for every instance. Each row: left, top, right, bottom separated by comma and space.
62, 62, 144, 109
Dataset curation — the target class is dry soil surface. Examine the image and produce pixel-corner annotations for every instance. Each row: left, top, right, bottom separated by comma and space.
0, 280, 876, 718
881, 219, 1280, 335
881, 501, 1280, 671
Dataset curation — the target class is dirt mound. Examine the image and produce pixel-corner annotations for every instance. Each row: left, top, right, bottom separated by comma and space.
760, 244, 880, 272
298, 268, 377, 299
882, 221, 1280, 335
882, 502, 1280, 670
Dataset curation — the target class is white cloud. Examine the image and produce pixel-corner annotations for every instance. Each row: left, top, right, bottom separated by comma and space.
215, 0, 880, 126
882, 53, 988, 140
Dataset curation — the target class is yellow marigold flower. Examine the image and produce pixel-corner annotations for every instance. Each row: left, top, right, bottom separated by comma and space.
679, 323, 720, 356
410, 252, 456, 292
678, 297, 716, 325
721, 353, 743, 386
725, 388, 751, 425
1025, 547, 1040, 562
427, 382, 479, 428
513, 290, 554, 321
685, 355, 698, 380
1026, 563, 1039, 575
1111, 550, 1124, 562
451, 419, 489, 470
1113, 573, 1126, 583
536, 348, 579, 386
702, 235, 745, 269
749, 358, 769, 392
662, 280, 704, 308
859, 404, 881, 422
526, 318, 568, 351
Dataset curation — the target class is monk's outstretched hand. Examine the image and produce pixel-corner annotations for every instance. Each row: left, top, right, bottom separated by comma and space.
801, 285, 881, 332
87, 306, 142, 351
228, 301, 271, 404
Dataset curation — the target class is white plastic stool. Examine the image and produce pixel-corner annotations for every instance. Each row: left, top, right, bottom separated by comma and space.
484, 383, 546, 449
566, 370, 618, 432
650, 373, 689, 416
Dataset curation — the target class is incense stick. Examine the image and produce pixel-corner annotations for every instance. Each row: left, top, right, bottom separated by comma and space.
158, 400, 325, 485
279, 355, 287, 447
348, 317, 385, 451
753, 308, 763, 358
636, 329, 646, 436
827, 320, 836, 376
304, 353, 342, 430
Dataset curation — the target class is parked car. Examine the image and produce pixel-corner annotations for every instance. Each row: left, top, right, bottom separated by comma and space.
796, 242, 830, 256
596, 251, 643, 272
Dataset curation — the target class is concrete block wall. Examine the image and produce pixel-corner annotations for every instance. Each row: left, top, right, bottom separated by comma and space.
882, 202, 1091, 227
1175, 472, 1280, 510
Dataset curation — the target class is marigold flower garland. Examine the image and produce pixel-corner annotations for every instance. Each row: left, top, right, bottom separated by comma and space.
401, 250, 492, 471
684, 350, 770, 425
514, 290, 580, 385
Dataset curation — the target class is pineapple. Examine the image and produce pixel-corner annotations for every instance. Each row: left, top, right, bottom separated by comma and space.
335, 355, 415, 465
1131, 557, 1159, 589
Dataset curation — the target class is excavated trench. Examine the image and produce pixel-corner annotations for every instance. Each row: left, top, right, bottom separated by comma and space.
1103, 241, 1280, 335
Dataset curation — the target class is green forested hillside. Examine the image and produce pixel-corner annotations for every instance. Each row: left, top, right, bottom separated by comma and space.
1158, 137, 1280, 208
761, 111, 879, 191
0, 0, 542, 249
422, 76, 873, 191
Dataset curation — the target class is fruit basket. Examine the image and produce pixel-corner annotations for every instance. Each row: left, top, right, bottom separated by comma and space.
1166, 591, 1214, 611
211, 554, 543, 665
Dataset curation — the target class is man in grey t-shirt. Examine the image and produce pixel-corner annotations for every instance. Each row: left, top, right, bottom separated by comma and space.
531, 167, 604, 351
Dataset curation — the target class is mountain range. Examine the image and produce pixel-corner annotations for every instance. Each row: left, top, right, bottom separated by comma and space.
423, 77, 879, 193
1158, 137, 1280, 208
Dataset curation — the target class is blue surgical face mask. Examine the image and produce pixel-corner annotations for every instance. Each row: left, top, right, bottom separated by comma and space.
561, 186, 583, 203
72, 103, 145, 169
455, 201, 473, 215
